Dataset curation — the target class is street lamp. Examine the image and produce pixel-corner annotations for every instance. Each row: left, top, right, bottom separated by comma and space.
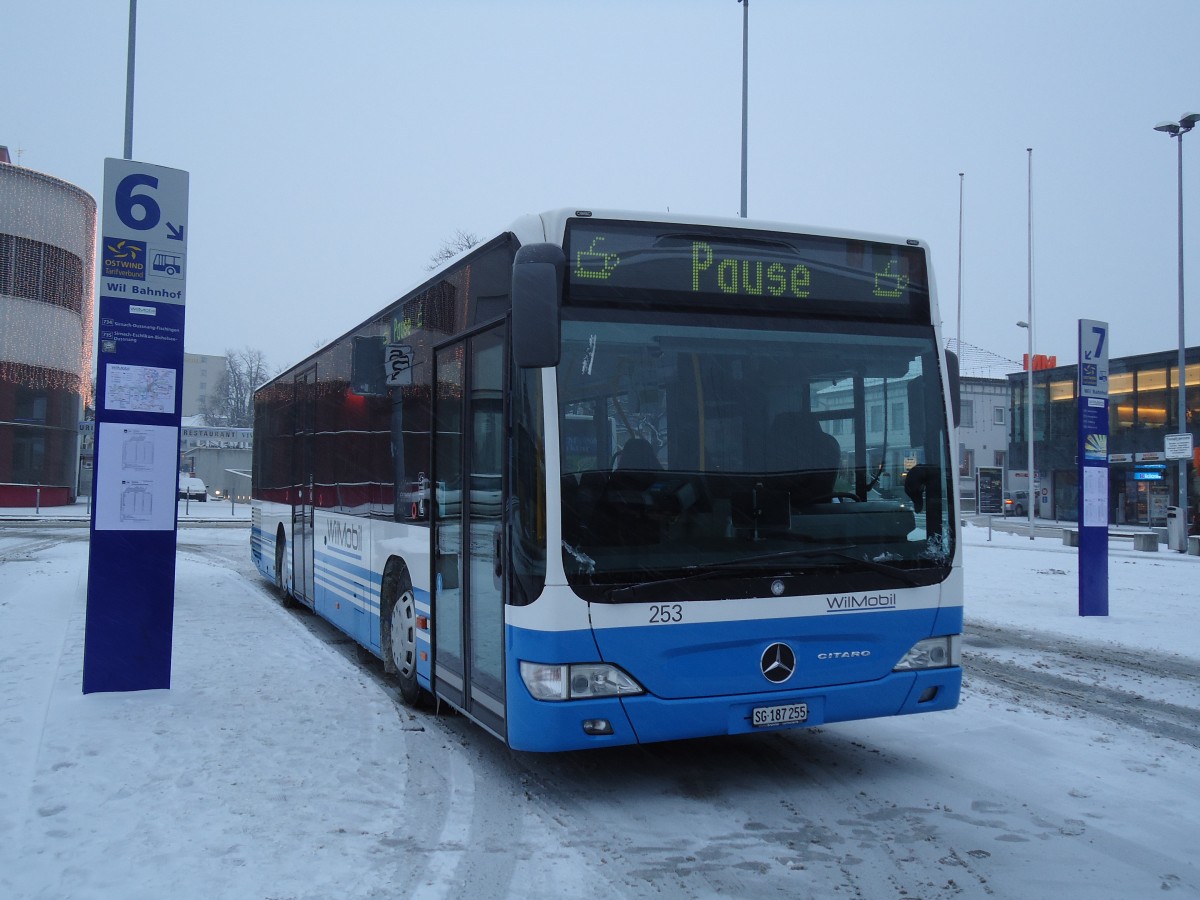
738, 0, 749, 218
124, 0, 137, 160
1153, 112, 1199, 551
1018, 320, 1035, 539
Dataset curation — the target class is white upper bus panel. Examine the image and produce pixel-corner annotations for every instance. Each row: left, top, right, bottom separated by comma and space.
523, 208, 928, 252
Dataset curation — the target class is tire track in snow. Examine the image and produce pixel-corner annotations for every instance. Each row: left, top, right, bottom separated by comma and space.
964, 652, 1200, 750
964, 623, 1200, 750
409, 749, 474, 900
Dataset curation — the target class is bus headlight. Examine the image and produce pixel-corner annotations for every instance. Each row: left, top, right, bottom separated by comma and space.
520, 661, 645, 701
893, 635, 961, 671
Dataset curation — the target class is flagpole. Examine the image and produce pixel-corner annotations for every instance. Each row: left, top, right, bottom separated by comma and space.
1027, 148, 1035, 539
957, 172, 964, 353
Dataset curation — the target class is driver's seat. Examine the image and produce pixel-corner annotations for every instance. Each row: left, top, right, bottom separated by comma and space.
766, 410, 840, 507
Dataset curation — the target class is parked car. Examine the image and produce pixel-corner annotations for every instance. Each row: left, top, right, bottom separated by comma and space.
178, 474, 208, 501
1003, 490, 1028, 516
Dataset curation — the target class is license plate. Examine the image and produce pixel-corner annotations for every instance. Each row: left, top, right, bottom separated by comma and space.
752, 702, 808, 727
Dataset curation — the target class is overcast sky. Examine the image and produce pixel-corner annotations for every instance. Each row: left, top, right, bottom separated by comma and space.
5, 0, 1199, 373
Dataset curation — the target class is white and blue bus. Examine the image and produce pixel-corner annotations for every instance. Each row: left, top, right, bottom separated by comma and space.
252, 209, 963, 752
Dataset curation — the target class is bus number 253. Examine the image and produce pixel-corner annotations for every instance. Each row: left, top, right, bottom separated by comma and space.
649, 604, 683, 624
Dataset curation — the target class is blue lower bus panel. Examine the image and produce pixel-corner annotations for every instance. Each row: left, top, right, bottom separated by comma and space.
503, 621, 962, 752
622, 669, 961, 746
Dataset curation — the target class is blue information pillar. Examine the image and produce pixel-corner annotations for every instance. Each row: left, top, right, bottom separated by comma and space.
83, 158, 189, 693
1077, 319, 1109, 617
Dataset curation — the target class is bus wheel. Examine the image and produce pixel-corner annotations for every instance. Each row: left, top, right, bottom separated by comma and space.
275, 529, 295, 608
384, 562, 428, 708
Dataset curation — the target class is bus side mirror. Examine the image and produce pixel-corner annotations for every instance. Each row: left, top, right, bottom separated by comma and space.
511, 243, 564, 369
945, 350, 961, 428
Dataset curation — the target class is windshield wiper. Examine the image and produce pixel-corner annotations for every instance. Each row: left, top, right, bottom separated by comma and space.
782, 547, 926, 585
605, 545, 926, 602
605, 566, 727, 602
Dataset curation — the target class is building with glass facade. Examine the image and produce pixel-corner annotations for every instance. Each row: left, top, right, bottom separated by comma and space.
1008, 346, 1200, 527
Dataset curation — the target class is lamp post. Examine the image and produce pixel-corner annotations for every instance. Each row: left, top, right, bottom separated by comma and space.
124, 0, 137, 160
1153, 113, 1199, 551
738, 0, 749, 218
1018, 320, 1035, 539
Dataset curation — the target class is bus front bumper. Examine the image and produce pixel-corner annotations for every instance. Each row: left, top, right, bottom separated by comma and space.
505, 668, 961, 752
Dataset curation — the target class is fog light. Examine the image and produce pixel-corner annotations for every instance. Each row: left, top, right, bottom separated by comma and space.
918, 686, 939, 703
582, 719, 613, 735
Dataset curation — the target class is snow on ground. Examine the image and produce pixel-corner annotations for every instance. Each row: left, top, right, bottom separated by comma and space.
963, 521, 1199, 663
0, 516, 1197, 898
1, 530, 406, 898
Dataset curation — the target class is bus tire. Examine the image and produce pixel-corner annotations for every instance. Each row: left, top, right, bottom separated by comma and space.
275, 527, 296, 608
382, 560, 428, 708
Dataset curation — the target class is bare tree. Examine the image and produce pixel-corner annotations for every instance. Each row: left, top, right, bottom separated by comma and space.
427, 229, 480, 270
201, 347, 272, 428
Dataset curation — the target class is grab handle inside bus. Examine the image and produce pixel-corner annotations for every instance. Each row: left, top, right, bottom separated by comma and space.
512, 242, 564, 369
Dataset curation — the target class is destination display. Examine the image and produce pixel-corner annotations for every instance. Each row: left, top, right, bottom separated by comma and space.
565, 219, 929, 316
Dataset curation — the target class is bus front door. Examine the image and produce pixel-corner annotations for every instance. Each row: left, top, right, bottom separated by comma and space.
433, 324, 508, 738
292, 366, 316, 607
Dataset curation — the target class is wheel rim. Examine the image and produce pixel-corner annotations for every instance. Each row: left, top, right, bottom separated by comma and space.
390, 589, 417, 679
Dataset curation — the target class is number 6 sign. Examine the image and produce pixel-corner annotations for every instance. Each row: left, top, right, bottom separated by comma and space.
102, 158, 189, 302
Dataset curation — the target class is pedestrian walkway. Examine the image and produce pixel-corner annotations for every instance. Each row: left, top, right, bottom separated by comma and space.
969, 514, 1200, 556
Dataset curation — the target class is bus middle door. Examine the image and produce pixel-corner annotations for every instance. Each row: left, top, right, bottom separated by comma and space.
433, 323, 508, 739
292, 366, 316, 607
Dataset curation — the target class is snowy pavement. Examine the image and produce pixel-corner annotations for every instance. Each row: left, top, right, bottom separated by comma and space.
0, 521, 1197, 898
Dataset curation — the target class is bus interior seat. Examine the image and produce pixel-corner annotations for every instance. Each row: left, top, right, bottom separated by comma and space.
560, 474, 583, 543
615, 437, 661, 472
587, 438, 663, 546
562, 470, 608, 544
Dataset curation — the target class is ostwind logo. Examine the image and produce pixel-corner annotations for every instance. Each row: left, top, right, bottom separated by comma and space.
102, 237, 147, 280
107, 239, 141, 261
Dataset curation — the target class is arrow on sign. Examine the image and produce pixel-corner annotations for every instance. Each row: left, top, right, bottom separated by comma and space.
166, 222, 185, 241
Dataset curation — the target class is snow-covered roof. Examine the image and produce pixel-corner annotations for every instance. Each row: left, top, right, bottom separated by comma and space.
945, 338, 1023, 380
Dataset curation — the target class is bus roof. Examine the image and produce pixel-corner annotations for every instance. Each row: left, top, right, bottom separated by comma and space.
518, 208, 929, 254
264, 208, 932, 381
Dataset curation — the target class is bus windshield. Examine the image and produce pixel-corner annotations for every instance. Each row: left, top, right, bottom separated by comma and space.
557, 310, 955, 601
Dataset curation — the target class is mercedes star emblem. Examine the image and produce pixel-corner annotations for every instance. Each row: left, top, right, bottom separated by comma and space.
761, 642, 796, 683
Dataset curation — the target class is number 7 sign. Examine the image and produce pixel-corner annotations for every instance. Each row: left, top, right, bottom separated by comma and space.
1078, 319, 1109, 399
